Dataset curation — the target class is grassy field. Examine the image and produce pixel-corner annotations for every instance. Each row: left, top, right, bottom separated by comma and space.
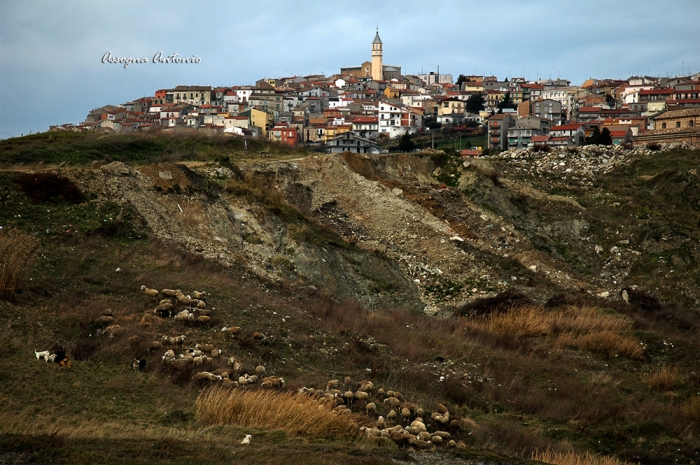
0, 133, 699, 464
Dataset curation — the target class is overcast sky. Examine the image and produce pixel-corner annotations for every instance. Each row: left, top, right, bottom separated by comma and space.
1, 0, 698, 139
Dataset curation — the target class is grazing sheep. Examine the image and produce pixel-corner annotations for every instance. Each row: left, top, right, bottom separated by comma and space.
193, 371, 222, 382
174, 310, 194, 323
431, 435, 443, 445
221, 378, 236, 389
169, 356, 193, 371
127, 335, 141, 347
222, 326, 242, 336
212, 368, 231, 378
326, 379, 340, 391
447, 440, 457, 448
211, 349, 220, 359
377, 388, 385, 397
146, 341, 163, 353
132, 357, 146, 372
247, 375, 259, 384
95, 315, 115, 325
375, 416, 386, 429
354, 391, 370, 401
384, 397, 401, 408
241, 434, 251, 445
238, 375, 249, 386
255, 365, 266, 376
195, 301, 206, 309
161, 289, 180, 297
261, 376, 285, 389
192, 290, 206, 300
344, 376, 353, 388
357, 380, 374, 392
159, 298, 173, 306
140, 285, 159, 301
35, 350, 50, 361
252, 331, 264, 340
196, 343, 215, 353
436, 403, 448, 415
162, 349, 176, 363
387, 410, 397, 421
416, 408, 424, 418
366, 402, 377, 415
154, 302, 174, 318
196, 315, 211, 325
401, 407, 411, 421
103, 325, 125, 339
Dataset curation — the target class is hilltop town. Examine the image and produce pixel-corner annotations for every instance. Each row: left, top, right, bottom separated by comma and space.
49, 30, 700, 152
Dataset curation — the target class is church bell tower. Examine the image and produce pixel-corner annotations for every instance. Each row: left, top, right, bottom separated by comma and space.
371, 28, 383, 81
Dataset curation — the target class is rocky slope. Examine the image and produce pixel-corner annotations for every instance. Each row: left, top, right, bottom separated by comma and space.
73, 144, 699, 314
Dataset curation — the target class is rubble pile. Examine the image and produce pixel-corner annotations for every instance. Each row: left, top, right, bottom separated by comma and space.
490, 145, 652, 182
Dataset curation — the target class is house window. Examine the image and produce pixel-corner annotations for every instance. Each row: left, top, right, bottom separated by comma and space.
690, 120, 695, 127
676, 122, 681, 128
662, 123, 666, 129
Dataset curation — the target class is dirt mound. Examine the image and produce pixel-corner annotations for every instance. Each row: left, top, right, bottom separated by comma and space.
455, 288, 533, 316
15, 172, 85, 204
139, 162, 203, 190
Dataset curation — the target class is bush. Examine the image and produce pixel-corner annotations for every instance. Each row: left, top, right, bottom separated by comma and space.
0, 229, 39, 299
533, 144, 551, 153
646, 142, 662, 151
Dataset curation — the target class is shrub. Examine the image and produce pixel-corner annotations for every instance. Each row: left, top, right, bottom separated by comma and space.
15, 173, 85, 204
0, 229, 39, 299
194, 387, 361, 440
532, 448, 636, 465
646, 365, 681, 391
533, 144, 551, 153
646, 142, 662, 151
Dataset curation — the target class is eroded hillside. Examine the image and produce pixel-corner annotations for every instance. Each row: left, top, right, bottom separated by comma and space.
58, 146, 699, 315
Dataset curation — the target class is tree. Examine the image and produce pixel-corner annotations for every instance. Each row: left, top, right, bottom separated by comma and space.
585, 126, 612, 146
498, 92, 516, 111
398, 133, 416, 152
456, 74, 468, 88
466, 93, 485, 114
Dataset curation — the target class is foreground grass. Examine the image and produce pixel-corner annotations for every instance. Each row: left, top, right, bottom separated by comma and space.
195, 388, 362, 440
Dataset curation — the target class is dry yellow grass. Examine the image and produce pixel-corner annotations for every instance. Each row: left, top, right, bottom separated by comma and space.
460, 306, 644, 359
533, 448, 638, 465
683, 396, 700, 421
0, 228, 39, 299
646, 365, 681, 391
194, 387, 362, 440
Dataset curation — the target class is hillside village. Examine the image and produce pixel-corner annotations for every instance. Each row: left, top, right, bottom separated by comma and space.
49, 31, 700, 153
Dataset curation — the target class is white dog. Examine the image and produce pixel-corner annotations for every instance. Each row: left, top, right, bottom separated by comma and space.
35, 350, 50, 361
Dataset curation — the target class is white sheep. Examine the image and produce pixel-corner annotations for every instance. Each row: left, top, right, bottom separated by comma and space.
195, 343, 215, 352
103, 325, 125, 339
261, 376, 285, 388
140, 285, 159, 300
161, 289, 180, 297
162, 349, 176, 363
174, 310, 194, 323
193, 371, 222, 382
222, 326, 242, 336
366, 402, 377, 415
192, 290, 206, 300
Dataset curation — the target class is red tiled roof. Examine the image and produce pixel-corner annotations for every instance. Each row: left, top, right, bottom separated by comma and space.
531, 135, 550, 142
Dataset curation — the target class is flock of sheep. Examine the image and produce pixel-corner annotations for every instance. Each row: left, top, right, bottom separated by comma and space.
297, 377, 474, 449
35, 283, 472, 451
133, 285, 283, 388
